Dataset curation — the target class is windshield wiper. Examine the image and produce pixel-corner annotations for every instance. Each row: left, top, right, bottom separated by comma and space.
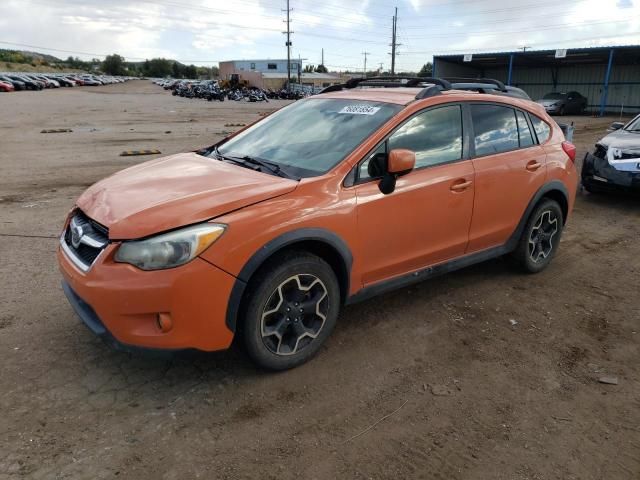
210, 146, 298, 180
236, 155, 292, 179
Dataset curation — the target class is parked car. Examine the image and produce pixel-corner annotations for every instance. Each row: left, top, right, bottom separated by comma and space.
0, 80, 15, 92
536, 92, 588, 115
80, 75, 102, 86
58, 76, 578, 370
0, 75, 25, 90
48, 75, 75, 87
7, 74, 42, 90
582, 115, 640, 193
67, 75, 84, 86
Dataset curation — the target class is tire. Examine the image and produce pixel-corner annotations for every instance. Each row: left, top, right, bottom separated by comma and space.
511, 199, 564, 273
559, 106, 565, 116
241, 251, 340, 370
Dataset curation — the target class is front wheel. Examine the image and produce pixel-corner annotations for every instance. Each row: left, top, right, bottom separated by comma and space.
241, 252, 340, 370
511, 199, 564, 273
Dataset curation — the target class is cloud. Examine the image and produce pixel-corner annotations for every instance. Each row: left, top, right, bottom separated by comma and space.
1, 0, 639, 70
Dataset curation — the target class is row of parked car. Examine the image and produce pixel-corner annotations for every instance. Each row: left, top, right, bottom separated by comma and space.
153, 78, 309, 102
0, 73, 133, 92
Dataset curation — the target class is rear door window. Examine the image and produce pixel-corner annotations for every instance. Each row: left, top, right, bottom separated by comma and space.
470, 104, 519, 156
516, 110, 534, 148
529, 115, 551, 144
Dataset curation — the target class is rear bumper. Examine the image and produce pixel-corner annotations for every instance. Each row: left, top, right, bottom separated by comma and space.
582, 153, 640, 192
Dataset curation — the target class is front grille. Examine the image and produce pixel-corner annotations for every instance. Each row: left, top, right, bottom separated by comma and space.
62, 210, 109, 271
618, 152, 640, 160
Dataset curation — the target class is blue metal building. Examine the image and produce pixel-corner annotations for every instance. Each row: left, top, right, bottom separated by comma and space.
433, 46, 640, 116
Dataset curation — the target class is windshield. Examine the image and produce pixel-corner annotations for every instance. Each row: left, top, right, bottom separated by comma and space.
624, 114, 640, 131
543, 93, 565, 100
215, 98, 402, 178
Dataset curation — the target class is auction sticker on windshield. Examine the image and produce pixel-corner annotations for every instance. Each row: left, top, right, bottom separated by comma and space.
339, 105, 381, 115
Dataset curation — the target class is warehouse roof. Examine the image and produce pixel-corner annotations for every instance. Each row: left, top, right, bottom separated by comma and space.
261, 72, 342, 80
434, 45, 640, 69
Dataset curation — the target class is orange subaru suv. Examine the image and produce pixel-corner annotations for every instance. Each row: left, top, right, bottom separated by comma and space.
58, 77, 578, 370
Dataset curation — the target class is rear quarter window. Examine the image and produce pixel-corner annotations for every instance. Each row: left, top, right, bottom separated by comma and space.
529, 115, 551, 144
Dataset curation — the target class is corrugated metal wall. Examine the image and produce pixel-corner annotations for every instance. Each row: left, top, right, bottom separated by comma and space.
434, 58, 640, 114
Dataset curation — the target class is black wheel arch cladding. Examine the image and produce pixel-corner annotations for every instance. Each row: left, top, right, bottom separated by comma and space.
225, 228, 353, 332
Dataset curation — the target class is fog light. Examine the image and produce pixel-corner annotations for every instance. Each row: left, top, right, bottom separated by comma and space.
156, 313, 173, 333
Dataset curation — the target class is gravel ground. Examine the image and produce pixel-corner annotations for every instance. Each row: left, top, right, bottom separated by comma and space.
0, 81, 638, 480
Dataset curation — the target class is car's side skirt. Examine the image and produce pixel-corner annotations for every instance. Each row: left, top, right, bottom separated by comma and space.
345, 243, 510, 305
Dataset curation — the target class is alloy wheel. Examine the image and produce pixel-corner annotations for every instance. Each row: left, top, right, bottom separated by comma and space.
528, 210, 558, 263
260, 274, 329, 356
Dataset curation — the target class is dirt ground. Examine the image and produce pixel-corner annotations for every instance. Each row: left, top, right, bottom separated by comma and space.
0, 81, 638, 480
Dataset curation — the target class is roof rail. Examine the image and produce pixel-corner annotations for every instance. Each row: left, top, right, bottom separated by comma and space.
444, 77, 506, 90
318, 76, 452, 99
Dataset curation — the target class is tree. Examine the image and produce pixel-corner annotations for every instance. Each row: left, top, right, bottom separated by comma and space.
172, 61, 183, 78
303, 64, 315, 73
102, 54, 126, 75
417, 63, 433, 77
184, 64, 197, 79
315, 64, 328, 73
143, 58, 173, 77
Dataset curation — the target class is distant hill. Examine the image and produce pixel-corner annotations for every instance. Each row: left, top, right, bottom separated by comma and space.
0, 48, 62, 64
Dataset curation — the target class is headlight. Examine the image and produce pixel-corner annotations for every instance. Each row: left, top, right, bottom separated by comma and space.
115, 223, 225, 270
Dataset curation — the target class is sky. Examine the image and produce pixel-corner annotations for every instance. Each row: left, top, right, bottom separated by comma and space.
1, 0, 639, 72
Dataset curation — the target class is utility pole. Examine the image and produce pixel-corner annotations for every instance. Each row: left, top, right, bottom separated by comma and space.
379, 62, 384, 74
390, 7, 397, 75
321, 48, 324, 67
362, 51, 370, 78
283, 0, 293, 91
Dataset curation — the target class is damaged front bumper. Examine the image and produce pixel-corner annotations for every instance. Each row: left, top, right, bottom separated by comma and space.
582, 147, 640, 192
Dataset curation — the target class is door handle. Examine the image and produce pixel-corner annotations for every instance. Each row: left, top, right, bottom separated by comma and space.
526, 160, 543, 171
450, 179, 473, 192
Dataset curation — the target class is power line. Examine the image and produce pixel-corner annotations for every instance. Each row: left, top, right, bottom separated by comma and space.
400, 16, 640, 39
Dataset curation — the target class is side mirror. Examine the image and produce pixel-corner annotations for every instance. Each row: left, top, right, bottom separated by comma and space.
379, 149, 416, 195
388, 149, 416, 175
609, 121, 624, 131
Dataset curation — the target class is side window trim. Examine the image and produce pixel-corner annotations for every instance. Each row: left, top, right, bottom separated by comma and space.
350, 103, 468, 186
522, 109, 538, 145
515, 109, 536, 148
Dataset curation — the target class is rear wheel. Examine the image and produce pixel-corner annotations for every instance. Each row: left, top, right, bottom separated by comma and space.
512, 199, 564, 273
241, 251, 340, 370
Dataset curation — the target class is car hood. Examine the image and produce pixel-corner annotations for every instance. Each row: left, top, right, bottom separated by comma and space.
536, 99, 564, 106
597, 129, 640, 149
76, 152, 298, 239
